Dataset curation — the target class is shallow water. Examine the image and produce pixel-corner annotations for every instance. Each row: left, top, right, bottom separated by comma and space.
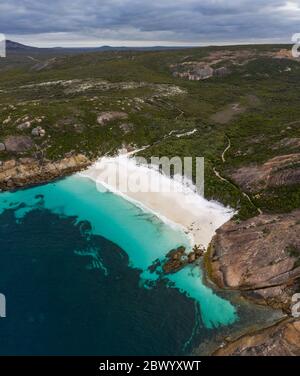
0, 175, 238, 355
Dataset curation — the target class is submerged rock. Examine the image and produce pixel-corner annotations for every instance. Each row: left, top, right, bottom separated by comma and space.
162, 245, 204, 274
162, 246, 186, 274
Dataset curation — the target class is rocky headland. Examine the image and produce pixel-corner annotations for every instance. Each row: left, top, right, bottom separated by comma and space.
205, 210, 300, 355
0, 154, 91, 191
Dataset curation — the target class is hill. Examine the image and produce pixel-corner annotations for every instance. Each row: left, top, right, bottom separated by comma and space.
0, 43, 298, 220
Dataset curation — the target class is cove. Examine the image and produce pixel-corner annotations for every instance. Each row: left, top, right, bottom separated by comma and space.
0, 175, 237, 355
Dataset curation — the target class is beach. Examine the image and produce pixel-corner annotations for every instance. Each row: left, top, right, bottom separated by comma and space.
80, 153, 234, 248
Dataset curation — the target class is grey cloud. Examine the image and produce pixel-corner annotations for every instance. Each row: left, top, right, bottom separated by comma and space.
0, 0, 299, 45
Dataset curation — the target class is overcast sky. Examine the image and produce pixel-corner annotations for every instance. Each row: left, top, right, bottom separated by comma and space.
1, 0, 300, 47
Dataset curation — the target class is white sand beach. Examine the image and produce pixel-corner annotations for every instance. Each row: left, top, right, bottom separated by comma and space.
80, 154, 234, 248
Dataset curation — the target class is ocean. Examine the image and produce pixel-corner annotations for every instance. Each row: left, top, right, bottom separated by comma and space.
0, 175, 238, 355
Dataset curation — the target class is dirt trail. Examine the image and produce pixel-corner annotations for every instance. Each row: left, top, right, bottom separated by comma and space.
222, 136, 231, 163
213, 136, 262, 215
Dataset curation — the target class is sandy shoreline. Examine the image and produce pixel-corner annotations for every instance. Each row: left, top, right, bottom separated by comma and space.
80, 154, 234, 248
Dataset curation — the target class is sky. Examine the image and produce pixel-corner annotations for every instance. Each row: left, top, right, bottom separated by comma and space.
0, 0, 300, 47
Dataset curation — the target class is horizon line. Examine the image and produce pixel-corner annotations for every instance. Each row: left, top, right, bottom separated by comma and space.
5, 38, 292, 50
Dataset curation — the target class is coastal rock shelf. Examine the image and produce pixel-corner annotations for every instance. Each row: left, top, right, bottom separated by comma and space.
0, 154, 91, 190
207, 210, 300, 312
214, 318, 300, 356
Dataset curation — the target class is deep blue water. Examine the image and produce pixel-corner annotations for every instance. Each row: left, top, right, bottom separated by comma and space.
0, 176, 237, 355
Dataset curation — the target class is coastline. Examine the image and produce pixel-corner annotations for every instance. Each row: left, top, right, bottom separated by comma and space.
80, 153, 235, 249
0, 154, 92, 192
0, 150, 234, 249
1, 151, 298, 355
79, 153, 300, 355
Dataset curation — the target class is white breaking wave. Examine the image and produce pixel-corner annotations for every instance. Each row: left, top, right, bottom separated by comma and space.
80, 154, 234, 248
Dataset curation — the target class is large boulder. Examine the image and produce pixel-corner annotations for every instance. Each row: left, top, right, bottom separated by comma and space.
207, 210, 300, 311
4, 136, 33, 153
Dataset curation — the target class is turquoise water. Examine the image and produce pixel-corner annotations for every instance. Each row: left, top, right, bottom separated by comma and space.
0, 175, 237, 354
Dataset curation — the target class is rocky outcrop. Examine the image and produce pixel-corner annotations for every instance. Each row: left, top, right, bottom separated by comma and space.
162, 245, 204, 274
171, 62, 231, 81
0, 154, 91, 191
162, 246, 186, 273
272, 138, 300, 151
97, 111, 128, 126
4, 135, 33, 153
171, 48, 300, 83
207, 210, 300, 311
231, 153, 300, 193
214, 318, 300, 356
31, 126, 46, 137
274, 49, 295, 60
173, 65, 214, 81
147, 246, 204, 275
17, 121, 31, 130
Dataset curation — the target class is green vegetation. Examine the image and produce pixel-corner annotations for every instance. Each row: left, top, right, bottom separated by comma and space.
0, 44, 299, 218
286, 245, 300, 268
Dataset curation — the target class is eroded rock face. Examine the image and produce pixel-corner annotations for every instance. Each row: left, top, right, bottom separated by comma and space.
4, 135, 33, 153
231, 153, 300, 192
208, 210, 300, 311
0, 154, 91, 190
214, 319, 300, 356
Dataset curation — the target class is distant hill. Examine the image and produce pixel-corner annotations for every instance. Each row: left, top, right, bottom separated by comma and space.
94, 45, 193, 52
6, 40, 40, 52
5, 40, 195, 54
